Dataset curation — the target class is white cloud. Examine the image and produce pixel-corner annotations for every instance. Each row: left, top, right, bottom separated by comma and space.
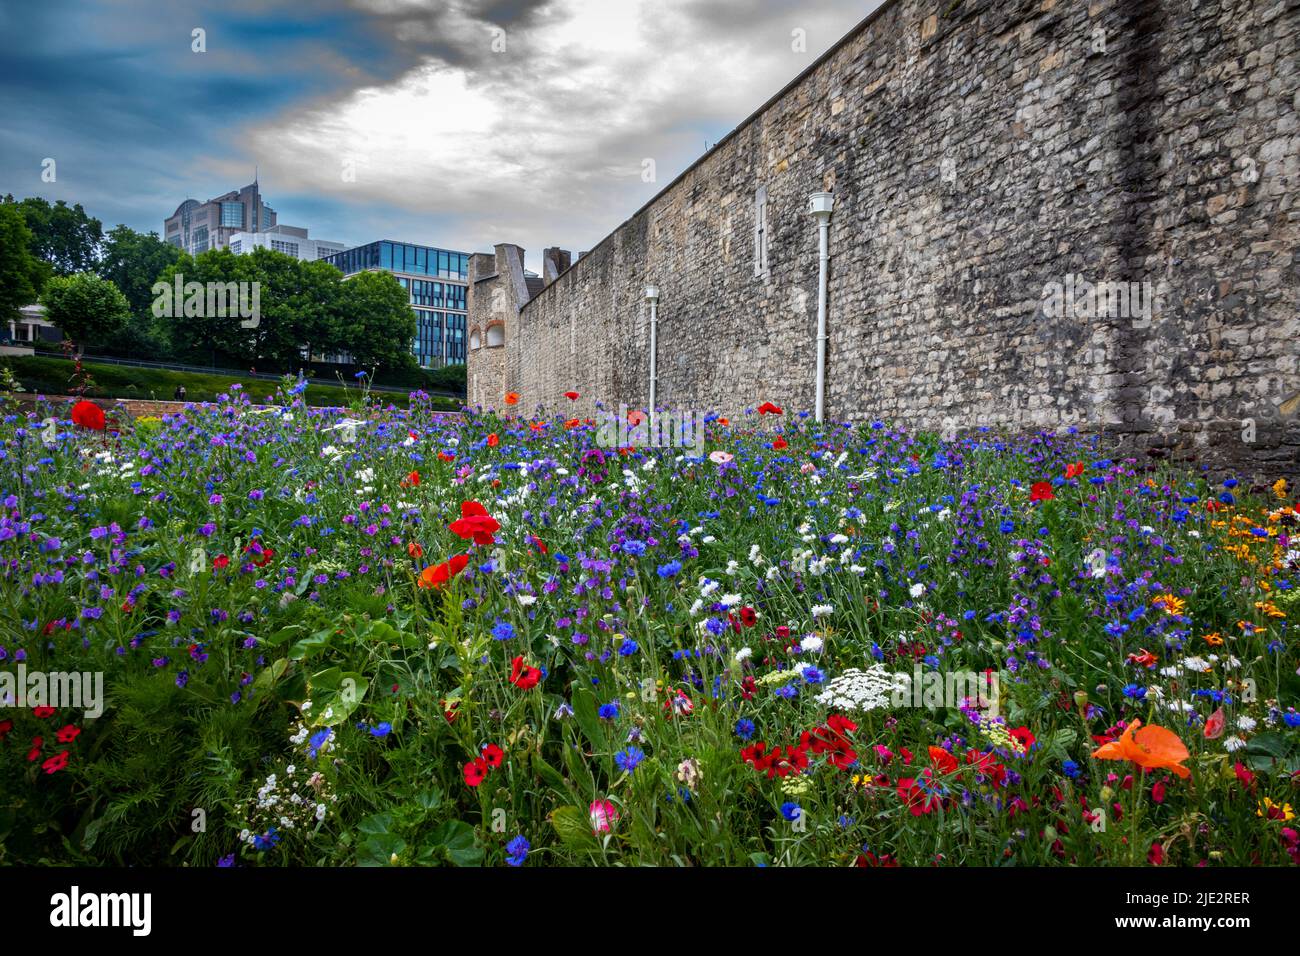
244, 0, 880, 268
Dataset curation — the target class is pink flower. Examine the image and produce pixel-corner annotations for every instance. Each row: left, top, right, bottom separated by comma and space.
708, 451, 733, 465
589, 799, 620, 834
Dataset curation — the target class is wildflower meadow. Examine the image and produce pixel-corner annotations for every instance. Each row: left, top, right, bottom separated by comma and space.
1, 381, 1298, 869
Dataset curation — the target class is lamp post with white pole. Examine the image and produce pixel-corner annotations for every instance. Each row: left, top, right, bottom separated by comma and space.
644, 285, 659, 419
806, 191, 834, 423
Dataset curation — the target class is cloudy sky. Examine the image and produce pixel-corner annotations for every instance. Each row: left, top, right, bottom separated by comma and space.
0, 0, 882, 271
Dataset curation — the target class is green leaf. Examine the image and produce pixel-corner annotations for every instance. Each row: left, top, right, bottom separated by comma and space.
357, 833, 406, 866
306, 667, 369, 727
430, 820, 482, 866
289, 627, 337, 661
551, 805, 597, 849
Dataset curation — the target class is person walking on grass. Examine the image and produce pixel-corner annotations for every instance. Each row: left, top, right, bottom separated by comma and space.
174, 384, 187, 402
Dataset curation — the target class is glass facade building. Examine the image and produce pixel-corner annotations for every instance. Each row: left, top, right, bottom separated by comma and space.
324, 240, 471, 368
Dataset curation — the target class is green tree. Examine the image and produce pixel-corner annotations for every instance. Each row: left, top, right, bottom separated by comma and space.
0, 204, 45, 325
98, 224, 181, 316
40, 272, 131, 353
337, 270, 417, 371
2, 195, 103, 277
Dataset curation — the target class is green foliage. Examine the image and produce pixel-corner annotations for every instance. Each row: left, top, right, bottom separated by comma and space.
2, 194, 103, 277
0, 203, 45, 321
39, 271, 131, 350
336, 270, 418, 371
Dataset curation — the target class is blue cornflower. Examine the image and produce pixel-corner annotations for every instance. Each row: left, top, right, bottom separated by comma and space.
775, 683, 798, 699
618, 638, 638, 657
253, 827, 281, 851
1062, 760, 1081, 779
505, 835, 530, 866
735, 718, 756, 740
780, 802, 801, 822
622, 539, 647, 556
598, 701, 620, 720
801, 667, 824, 685
369, 722, 393, 738
657, 560, 682, 578
1283, 711, 1300, 728
491, 620, 516, 641
1121, 683, 1147, 700
308, 728, 333, 759
615, 746, 645, 773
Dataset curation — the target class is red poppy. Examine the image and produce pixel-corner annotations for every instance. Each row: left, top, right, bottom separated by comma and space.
418, 553, 470, 590
564, 391, 580, 401
42, 750, 70, 775
401, 470, 421, 488
1203, 707, 1225, 740
1009, 726, 1037, 752
0, 719, 11, 739
55, 724, 81, 744
528, 535, 548, 554
897, 772, 943, 816
757, 402, 783, 415
771, 437, 788, 450
738, 606, 757, 628
32, 706, 56, 719
213, 554, 230, 570
463, 757, 489, 787
243, 539, 275, 568
439, 451, 456, 462
481, 743, 504, 769
26, 737, 43, 762
407, 541, 423, 559
486, 433, 499, 447
627, 409, 646, 426
441, 699, 459, 724
449, 500, 500, 546
928, 746, 959, 775
509, 656, 542, 690
563, 419, 579, 429
1029, 481, 1055, 502
70, 400, 105, 431
1065, 461, 1085, 479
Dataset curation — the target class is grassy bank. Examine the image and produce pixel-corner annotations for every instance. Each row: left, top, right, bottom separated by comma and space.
2, 355, 462, 410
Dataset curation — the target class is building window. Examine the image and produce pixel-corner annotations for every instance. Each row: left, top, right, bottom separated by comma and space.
470, 330, 481, 350
271, 240, 300, 257
485, 323, 504, 348
220, 202, 245, 228
753, 185, 768, 277
230, 240, 241, 254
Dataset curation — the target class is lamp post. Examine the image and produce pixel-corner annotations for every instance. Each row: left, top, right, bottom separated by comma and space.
645, 285, 659, 418
806, 191, 834, 423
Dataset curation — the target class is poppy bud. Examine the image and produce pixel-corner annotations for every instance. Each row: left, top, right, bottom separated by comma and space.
1073, 690, 1089, 713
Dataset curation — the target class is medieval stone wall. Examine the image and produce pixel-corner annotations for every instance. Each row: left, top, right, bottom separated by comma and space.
468, 0, 1299, 481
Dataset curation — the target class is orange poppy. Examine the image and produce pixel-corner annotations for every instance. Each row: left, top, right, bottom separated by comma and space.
504, 392, 520, 405
418, 554, 470, 590
1091, 719, 1191, 779
486, 433, 499, 447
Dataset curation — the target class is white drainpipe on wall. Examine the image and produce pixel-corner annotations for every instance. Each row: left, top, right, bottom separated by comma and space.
645, 285, 660, 416
807, 192, 834, 423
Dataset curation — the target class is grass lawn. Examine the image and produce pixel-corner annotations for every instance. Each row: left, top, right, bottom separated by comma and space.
2, 355, 462, 411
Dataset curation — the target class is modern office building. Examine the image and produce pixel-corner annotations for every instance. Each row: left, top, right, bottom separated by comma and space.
324, 240, 470, 369
229, 224, 346, 262
164, 182, 276, 255
164, 181, 343, 261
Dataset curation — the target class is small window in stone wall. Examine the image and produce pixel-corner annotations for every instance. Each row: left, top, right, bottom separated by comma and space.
486, 324, 505, 348
470, 330, 481, 350
754, 185, 768, 277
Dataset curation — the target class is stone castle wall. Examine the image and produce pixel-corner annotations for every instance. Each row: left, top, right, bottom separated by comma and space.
468, 0, 1299, 481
